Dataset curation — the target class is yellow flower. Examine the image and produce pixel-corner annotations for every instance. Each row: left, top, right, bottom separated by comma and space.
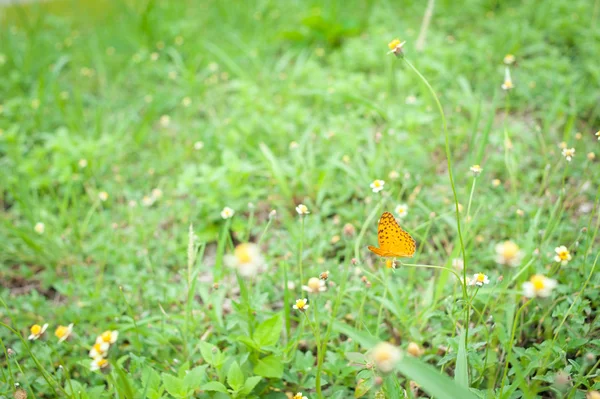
224, 243, 265, 277
492, 179, 501, 187
370, 342, 402, 373
562, 147, 575, 162
503, 54, 515, 65
295, 204, 310, 215
588, 152, 596, 161
98, 330, 119, 344
394, 204, 408, 218
471, 273, 490, 287
221, 206, 235, 219
55, 324, 74, 343
293, 393, 308, 399
470, 164, 483, 175
370, 179, 385, 193
28, 323, 48, 340
34, 222, 45, 234
495, 240, 523, 267
586, 391, 600, 399
554, 246, 572, 265
302, 277, 327, 294
90, 357, 109, 371
293, 298, 309, 312
407, 342, 424, 357
387, 39, 406, 56
385, 259, 397, 269
596, 131, 600, 141
501, 67, 514, 90
522, 274, 557, 298
89, 341, 110, 358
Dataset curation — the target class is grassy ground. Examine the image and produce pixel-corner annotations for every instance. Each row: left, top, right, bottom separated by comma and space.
1, 0, 599, 398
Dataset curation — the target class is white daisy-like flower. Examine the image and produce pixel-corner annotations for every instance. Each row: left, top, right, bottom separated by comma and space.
98, 191, 109, 202
194, 141, 204, 150
159, 115, 170, 127
471, 273, 490, 287
34, 222, 45, 234
553, 245, 572, 265
370, 179, 385, 193
224, 243, 265, 277
293, 393, 308, 399
79, 159, 88, 168
302, 277, 327, 294
522, 274, 557, 298
394, 204, 408, 218
97, 330, 119, 344
470, 164, 483, 175
221, 207, 235, 219
501, 67, 514, 90
90, 357, 109, 371
495, 240, 523, 267
562, 148, 575, 162
295, 204, 309, 215
89, 341, 110, 358
142, 196, 154, 207
55, 324, 74, 343
503, 54, 515, 65
387, 39, 406, 57
370, 342, 402, 373
293, 298, 309, 311
181, 97, 192, 107
595, 131, 600, 141
28, 323, 48, 340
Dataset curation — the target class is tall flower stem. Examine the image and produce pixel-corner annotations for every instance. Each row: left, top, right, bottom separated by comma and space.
299, 216, 305, 287
401, 58, 470, 351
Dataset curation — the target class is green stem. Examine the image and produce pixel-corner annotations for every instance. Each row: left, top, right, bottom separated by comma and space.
375, 268, 391, 337
299, 217, 305, 287
401, 58, 470, 352
466, 177, 477, 221
499, 299, 532, 396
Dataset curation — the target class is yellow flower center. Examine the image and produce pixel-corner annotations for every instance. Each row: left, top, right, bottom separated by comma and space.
30, 325, 42, 335
502, 241, 519, 259
235, 244, 253, 264
93, 343, 104, 352
557, 250, 569, 260
97, 358, 108, 367
55, 326, 68, 338
385, 260, 396, 269
374, 181, 381, 187
504, 80, 513, 88
388, 39, 401, 50
101, 331, 112, 342
307, 277, 321, 291
296, 299, 307, 309
530, 275, 546, 290
476, 273, 485, 282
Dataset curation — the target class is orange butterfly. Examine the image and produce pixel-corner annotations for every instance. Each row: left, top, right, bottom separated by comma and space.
367, 211, 416, 258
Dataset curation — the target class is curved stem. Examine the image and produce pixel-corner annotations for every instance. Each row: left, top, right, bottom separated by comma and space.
402, 58, 470, 351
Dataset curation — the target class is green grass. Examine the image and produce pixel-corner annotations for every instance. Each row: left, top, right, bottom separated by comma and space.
1, 0, 600, 398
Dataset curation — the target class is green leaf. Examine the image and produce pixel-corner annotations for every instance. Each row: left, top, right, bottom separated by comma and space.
253, 313, 282, 347
242, 376, 262, 395
161, 373, 187, 398
396, 356, 478, 399
227, 361, 245, 391
201, 381, 228, 393
253, 355, 283, 378
199, 341, 220, 366
455, 329, 469, 387
332, 320, 378, 348
237, 335, 260, 351
183, 365, 207, 390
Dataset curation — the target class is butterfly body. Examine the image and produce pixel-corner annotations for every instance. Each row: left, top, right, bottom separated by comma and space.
367, 211, 416, 258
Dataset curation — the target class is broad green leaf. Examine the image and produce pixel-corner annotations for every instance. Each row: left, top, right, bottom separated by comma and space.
354, 376, 373, 398
199, 341, 220, 366
253, 355, 283, 378
227, 361, 245, 391
242, 376, 262, 395
237, 335, 260, 351
183, 365, 208, 390
201, 381, 228, 393
253, 313, 282, 347
161, 373, 187, 398
396, 356, 478, 399
455, 329, 469, 387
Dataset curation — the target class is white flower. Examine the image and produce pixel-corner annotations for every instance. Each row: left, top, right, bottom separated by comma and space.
471, 273, 490, 287
495, 241, 523, 267
503, 54, 515, 65
98, 191, 109, 202
470, 164, 483, 175
194, 141, 204, 150
295, 204, 309, 215
522, 274, 557, 298
293, 393, 308, 399
370, 342, 402, 373
151, 188, 163, 200
596, 131, 600, 141
159, 115, 170, 127
142, 196, 154, 207
370, 179, 385, 193
293, 298, 309, 311
34, 222, 45, 234
28, 323, 48, 340
181, 97, 192, 107
394, 204, 408, 218
562, 148, 575, 162
302, 277, 327, 293
221, 207, 235, 219
78, 159, 88, 168
553, 246, 572, 265
89, 341, 110, 358
97, 330, 119, 344
501, 67, 514, 90
90, 357, 109, 371
55, 323, 74, 343
224, 243, 264, 277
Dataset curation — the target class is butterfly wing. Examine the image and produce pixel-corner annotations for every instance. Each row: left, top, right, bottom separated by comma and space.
375, 212, 416, 257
